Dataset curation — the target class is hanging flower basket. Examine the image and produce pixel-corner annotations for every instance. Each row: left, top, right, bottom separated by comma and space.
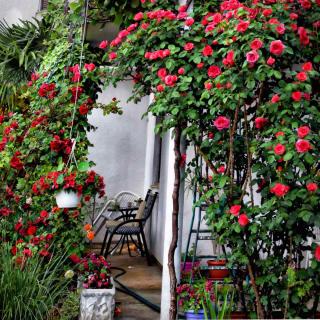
55, 190, 81, 208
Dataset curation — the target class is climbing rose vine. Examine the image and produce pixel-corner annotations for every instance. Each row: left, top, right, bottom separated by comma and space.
100, 0, 320, 317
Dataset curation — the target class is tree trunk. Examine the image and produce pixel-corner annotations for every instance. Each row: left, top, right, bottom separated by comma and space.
168, 126, 181, 320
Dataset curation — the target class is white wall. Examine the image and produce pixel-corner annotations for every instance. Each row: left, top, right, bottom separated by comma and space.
0, 0, 39, 24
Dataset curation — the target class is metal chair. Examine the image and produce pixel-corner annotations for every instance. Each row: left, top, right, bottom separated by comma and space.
93, 190, 141, 236
100, 190, 158, 265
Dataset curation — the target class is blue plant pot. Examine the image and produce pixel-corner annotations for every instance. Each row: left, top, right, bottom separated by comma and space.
184, 309, 205, 319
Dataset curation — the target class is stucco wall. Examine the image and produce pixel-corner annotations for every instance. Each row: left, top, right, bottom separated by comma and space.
0, 0, 39, 24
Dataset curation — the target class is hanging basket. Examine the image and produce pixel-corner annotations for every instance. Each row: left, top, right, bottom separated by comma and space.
55, 190, 81, 208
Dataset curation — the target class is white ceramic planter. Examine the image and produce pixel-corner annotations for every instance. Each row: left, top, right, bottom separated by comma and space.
55, 190, 81, 208
79, 279, 115, 320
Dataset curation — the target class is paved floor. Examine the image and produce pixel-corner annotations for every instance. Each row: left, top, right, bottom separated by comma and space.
109, 253, 162, 320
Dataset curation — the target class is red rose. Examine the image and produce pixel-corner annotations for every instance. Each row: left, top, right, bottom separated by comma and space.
197, 63, 204, 69
99, 40, 108, 49
69, 253, 81, 264
185, 17, 194, 26
262, 9, 273, 16
208, 66, 221, 78
23, 248, 32, 257
276, 23, 286, 34
205, 82, 212, 90
184, 42, 194, 51
271, 94, 280, 103
246, 50, 260, 64
270, 183, 290, 197
290, 13, 298, 20
202, 45, 213, 57
222, 50, 235, 67
275, 131, 284, 138
255, 117, 268, 129
134, 12, 144, 21
79, 104, 89, 115
306, 183, 318, 192
267, 56, 275, 65
178, 68, 185, 75
84, 63, 96, 72
238, 214, 249, 227
274, 144, 286, 155
213, 116, 230, 131
230, 205, 241, 216
109, 52, 117, 61
164, 75, 178, 87
298, 27, 310, 46
40, 210, 49, 218
292, 91, 302, 101
0, 207, 12, 216
296, 72, 307, 82
315, 246, 320, 262
10, 152, 23, 170
250, 38, 263, 50
297, 126, 310, 138
295, 139, 311, 153
302, 62, 313, 71
157, 84, 164, 92
217, 165, 225, 174
157, 68, 167, 79
236, 20, 250, 33
27, 225, 37, 236
270, 40, 285, 56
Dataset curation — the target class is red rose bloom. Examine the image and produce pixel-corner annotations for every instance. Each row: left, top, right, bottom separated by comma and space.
295, 139, 311, 153
99, 40, 108, 49
109, 52, 117, 60
306, 183, 318, 192
230, 205, 241, 216
79, 104, 89, 115
0, 207, 12, 217
157, 84, 164, 92
298, 27, 310, 46
315, 246, 320, 261
217, 165, 225, 174
302, 62, 312, 71
262, 9, 273, 16
292, 91, 302, 101
213, 116, 230, 131
157, 68, 167, 79
255, 117, 268, 129
10, 152, 23, 170
236, 20, 250, 33
184, 42, 194, 51
276, 23, 286, 34
134, 12, 144, 21
270, 183, 290, 197
84, 63, 96, 72
202, 45, 213, 57
208, 66, 221, 78
271, 94, 280, 103
164, 75, 178, 87
185, 17, 194, 26
27, 225, 37, 236
238, 214, 249, 227
178, 68, 185, 75
274, 144, 286, 155
297, 126, 310, 138
69, 253, 81, 264
246, 50, 260, 64
270, 40, 285, 55
296, 72, 307, 82
267, 56, 275, 65
250, 38, 263, 50
205, 82, 212, 90
222, 50, 235, 67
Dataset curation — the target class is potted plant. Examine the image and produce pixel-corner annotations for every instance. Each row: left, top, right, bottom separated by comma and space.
75, 253, 115, 320
181, 245, 200, 274
207, 258, 229, 280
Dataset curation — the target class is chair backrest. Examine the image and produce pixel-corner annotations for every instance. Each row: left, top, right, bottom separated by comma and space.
114, 191, 141, 208
141, 190, 158, 224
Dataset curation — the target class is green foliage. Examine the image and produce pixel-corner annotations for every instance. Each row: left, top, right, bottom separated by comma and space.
102, 0, 320, 317
0, 19, 48, 109
0, 243, 70, 320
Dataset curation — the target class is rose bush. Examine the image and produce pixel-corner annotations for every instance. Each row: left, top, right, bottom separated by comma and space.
100, 0, 320, 317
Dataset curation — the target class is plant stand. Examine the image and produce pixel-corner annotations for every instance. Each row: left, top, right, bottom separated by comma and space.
79, 279, 115, 320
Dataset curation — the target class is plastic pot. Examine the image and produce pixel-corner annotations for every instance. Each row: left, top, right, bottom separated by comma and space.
55, 190, 81, 208
207, 259, 229, 279
184, 309, 205, 320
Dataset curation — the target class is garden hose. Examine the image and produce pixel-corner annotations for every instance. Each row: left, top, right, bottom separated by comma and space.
111, 266, 161, 313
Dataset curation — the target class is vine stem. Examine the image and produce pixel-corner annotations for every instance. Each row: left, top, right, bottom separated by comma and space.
168, 126, 181, 320
247, 259, 265, 319
284, 236, 293, 319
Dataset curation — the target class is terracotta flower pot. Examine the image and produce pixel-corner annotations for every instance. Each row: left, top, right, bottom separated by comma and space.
207, 259, 229, 279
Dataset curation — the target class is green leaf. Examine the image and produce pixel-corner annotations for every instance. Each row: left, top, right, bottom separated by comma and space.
283, 152, 293, 161
78, 161, 90, 172
57, 174, 64, 185
219, 176, 228, 188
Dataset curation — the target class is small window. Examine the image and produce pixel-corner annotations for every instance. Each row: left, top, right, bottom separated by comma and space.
39, 0, 49, 11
